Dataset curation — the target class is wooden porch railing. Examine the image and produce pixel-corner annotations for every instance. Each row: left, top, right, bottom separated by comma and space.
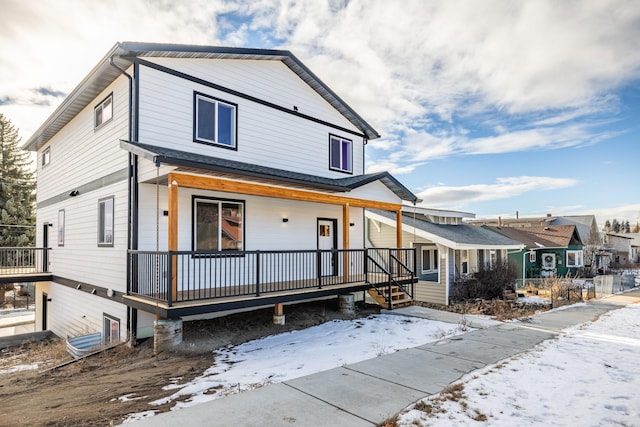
128, 248, 416, 306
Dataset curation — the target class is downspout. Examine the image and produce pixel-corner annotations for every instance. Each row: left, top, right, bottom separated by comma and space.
109, 55, 138, 346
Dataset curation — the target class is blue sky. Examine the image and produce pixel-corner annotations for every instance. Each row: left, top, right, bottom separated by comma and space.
1, 0, 638, 227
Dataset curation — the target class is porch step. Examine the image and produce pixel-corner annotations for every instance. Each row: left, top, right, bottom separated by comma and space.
368, 285, 413, 309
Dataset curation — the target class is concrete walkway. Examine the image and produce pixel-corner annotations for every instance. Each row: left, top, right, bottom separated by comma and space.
133, 290, 640, 426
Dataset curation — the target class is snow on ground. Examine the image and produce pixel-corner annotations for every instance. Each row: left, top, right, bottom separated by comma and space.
123, 314, 469, 422
396, 303, 640, 426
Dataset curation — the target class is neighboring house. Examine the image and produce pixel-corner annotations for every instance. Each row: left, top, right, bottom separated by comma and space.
366, 206, 523, 305
20, 42, 417, 346
603, 233, 633, 268
485, 225, 584, 280
469, 214, 602, 275
627, 233, 640, 264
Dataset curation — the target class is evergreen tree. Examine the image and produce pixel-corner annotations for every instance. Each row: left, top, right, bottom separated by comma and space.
604, 220, 611, 232
612, 219, 620, 233
623, 220, 630, 233
0, 114, 36, 247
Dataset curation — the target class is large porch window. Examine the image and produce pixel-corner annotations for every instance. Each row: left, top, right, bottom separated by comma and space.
566, 250, 584, 267
193, 197, 244, 251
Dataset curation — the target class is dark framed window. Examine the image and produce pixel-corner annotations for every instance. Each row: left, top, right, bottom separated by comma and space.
58, 209, 65, 247
192, 197, 244, 251
94, 93, 113, 129
42, 147, 51, 167
329, 134, 352, 173
98, 196, 114, 246
194, 92, 237, 149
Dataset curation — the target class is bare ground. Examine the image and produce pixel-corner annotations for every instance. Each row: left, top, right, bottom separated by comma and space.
0, 300, 380, 427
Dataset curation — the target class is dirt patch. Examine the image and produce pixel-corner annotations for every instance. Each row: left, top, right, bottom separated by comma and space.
0, 299, 379, 426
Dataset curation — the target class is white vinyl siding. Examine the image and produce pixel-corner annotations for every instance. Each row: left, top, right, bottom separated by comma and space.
36, 282, 127, 341
136, 183, 364, 253
36, 76, 129, 203
36, 181, 128, 293
136, 62, 365, 179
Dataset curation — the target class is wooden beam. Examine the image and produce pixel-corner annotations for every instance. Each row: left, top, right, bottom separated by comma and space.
396, 209, 403, 248
168, 179, 179, 300
168, 172, 402, 211
274, 303, 284, 316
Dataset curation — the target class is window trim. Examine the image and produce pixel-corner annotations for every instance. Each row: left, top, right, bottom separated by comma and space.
103, 313, 120, 345
566, 250, 584, 267
421, 246, 439, 274
58, 209, 65, 247
193, 91, 238, 150
97, 196, 114, 247
529, 251, 536, 263
191, 196, 245, 253
42, 147, 51, 167
328, 134, 353, 174
94, 93, 113, 130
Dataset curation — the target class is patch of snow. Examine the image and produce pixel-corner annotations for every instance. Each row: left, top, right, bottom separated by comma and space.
128, 314, 469, 418
0, 362, 39, 375
396, 303, 640, 426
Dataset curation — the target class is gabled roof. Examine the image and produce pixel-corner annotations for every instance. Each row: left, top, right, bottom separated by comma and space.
367, 209, 523, 250
485, 225, 582, 249
123, 141, 417, 202
24, 42, 380, 151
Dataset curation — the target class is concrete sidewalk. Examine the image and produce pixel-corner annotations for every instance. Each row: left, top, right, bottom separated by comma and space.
133, 290, 640, 426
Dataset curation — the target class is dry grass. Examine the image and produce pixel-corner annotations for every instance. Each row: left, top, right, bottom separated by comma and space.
0, 338, 70, 373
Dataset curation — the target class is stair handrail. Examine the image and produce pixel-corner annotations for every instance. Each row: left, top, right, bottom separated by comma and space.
366, 249, 414, 307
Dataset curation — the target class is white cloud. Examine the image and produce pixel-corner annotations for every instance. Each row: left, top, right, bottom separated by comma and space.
417, 176, 578, 207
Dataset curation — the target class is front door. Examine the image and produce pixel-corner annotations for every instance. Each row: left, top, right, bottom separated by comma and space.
42, 292, 48, 330
317, 219, 337, 276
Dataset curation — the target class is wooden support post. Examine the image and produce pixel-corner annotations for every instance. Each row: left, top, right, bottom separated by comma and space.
273, 303, 285, 325
396, 209, 403, 248
168, 175, 179, 300
343, 203, 350, 282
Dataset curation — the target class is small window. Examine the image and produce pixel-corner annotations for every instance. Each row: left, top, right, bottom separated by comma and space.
98, 197, 114, 246
329, 135, 352, 173
42, 147, 51, 167
103, 314, 120, 345
421, 247, 438, 273
193, 197, 244, 251
566, 250, 584, 267
58, 209, 65, 246
529, 251, 536, 263
194, 93, 237, 148
94, 94, 113, 129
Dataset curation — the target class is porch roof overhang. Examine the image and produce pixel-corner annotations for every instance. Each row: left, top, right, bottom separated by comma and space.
367, 210, 525, 250
121, 140, 417, 203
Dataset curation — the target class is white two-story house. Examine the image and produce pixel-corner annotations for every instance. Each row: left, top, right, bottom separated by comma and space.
22, 42, 417, 346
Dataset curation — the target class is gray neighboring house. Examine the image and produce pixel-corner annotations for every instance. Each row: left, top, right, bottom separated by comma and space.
366, 206, 523, 305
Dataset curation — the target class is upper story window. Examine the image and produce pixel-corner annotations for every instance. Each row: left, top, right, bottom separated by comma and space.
58, 209, 65, 246
193, 197, 244, 251
42, 147, 51, 167
98, 196, 114, 247
194, 92, 237, 149
329, 135, 352, 174
94, 94, 113, 129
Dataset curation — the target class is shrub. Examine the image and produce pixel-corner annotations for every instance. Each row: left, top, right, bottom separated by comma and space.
452, 262, 518, 302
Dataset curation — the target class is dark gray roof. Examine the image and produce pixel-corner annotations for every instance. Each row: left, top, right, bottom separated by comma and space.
123, 141, 417, 202
24, 42, 380, 151
369, 210, 523, 248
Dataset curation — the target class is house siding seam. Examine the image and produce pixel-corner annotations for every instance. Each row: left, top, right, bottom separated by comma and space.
136, 62, 365, 179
